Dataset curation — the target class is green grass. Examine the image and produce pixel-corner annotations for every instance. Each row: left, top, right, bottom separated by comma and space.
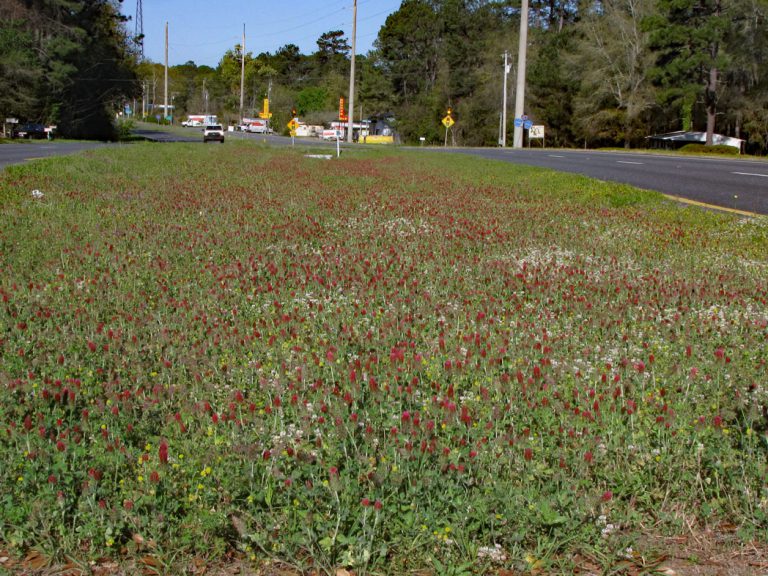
679, 143, 740, 155
1, 141, 766, 574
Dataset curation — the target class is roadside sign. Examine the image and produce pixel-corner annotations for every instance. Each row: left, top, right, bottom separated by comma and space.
529, 125, 545, 139
442, 115, 455, 128
514, 118, 523, 128
259, 98, 272, 119
5, 118, 19, 124
524, 120, 533, 130
287, 118, 299, 131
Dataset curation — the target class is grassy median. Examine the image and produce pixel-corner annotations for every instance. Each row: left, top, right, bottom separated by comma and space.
1, 141, 767, 574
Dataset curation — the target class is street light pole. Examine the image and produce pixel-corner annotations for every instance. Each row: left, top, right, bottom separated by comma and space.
347, 0, 357, 143
512, 0, 529, 148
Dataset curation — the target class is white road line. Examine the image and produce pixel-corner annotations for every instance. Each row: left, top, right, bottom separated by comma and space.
617, 161, 644, 165
732, 171, 768, 178
548, 155, 565, 158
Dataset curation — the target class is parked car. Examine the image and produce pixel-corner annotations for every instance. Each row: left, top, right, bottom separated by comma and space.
203, 124, 225, 143
15, 123, 47, 139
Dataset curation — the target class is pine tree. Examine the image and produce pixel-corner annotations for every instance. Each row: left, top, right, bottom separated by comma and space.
645, 0, 729, 144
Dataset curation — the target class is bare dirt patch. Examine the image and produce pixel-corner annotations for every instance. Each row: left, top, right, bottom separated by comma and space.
2, 531, 767, 576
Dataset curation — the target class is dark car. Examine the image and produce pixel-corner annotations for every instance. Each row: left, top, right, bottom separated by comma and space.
15, 123, 47, 139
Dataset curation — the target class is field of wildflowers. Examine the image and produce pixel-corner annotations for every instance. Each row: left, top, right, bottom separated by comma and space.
1, 142, 767, 574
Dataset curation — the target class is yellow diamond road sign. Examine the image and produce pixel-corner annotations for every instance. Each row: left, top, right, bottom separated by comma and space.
287, 119, 299, 131
442, 115, 454, 128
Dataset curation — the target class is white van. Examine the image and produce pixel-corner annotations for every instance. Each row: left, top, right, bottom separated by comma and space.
246, 119, 272, 134
183, 115, 218, 127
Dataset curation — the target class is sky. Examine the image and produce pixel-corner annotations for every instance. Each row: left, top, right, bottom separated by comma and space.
122, 0, 403, 67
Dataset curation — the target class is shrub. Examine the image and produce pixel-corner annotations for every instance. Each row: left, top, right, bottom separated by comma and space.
679, 143, 739, 155
115, 117, 136, 141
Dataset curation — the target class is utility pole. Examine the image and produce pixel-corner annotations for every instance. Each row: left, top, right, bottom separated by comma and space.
347, 0, 357, 143
239, 24, 245, 123
135, 0, 144, 59
203, 78, 208, 114
513, 0, 529, 148
502, 51, 510, 147
164, 22, 168, 124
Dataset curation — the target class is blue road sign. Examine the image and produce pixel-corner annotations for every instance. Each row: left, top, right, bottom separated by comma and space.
514, 118, 523, 128
524, 120, 533, 130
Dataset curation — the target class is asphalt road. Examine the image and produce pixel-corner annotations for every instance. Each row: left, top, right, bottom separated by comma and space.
132, 128, 200, 143
138, 126, 340, 148
440, 147, 768, 215
0, 141, 110, 170
3, 132, 766, 215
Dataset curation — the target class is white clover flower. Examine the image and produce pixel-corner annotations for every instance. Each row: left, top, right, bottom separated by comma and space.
477, 544, 507, 563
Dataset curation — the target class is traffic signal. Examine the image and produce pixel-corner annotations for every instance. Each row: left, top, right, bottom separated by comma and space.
447, 107, 452, 117
291, 107, 297, 118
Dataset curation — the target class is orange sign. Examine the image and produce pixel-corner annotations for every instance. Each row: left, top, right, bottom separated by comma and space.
339, 97, 348, 121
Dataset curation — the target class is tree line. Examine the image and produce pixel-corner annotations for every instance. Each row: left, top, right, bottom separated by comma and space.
0, 0, 139, 140
369, 0, 768, 151
2, 0, 767, 152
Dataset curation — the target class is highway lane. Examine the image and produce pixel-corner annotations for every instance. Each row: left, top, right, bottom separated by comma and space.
0, 141, 111, 170
441, 147, 768, 215
132, 129, 200, 143
0, 131, 301, 171
3, 134, 765, 215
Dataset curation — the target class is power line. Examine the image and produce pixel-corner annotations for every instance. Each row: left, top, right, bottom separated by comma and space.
251, 7, 349, 39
